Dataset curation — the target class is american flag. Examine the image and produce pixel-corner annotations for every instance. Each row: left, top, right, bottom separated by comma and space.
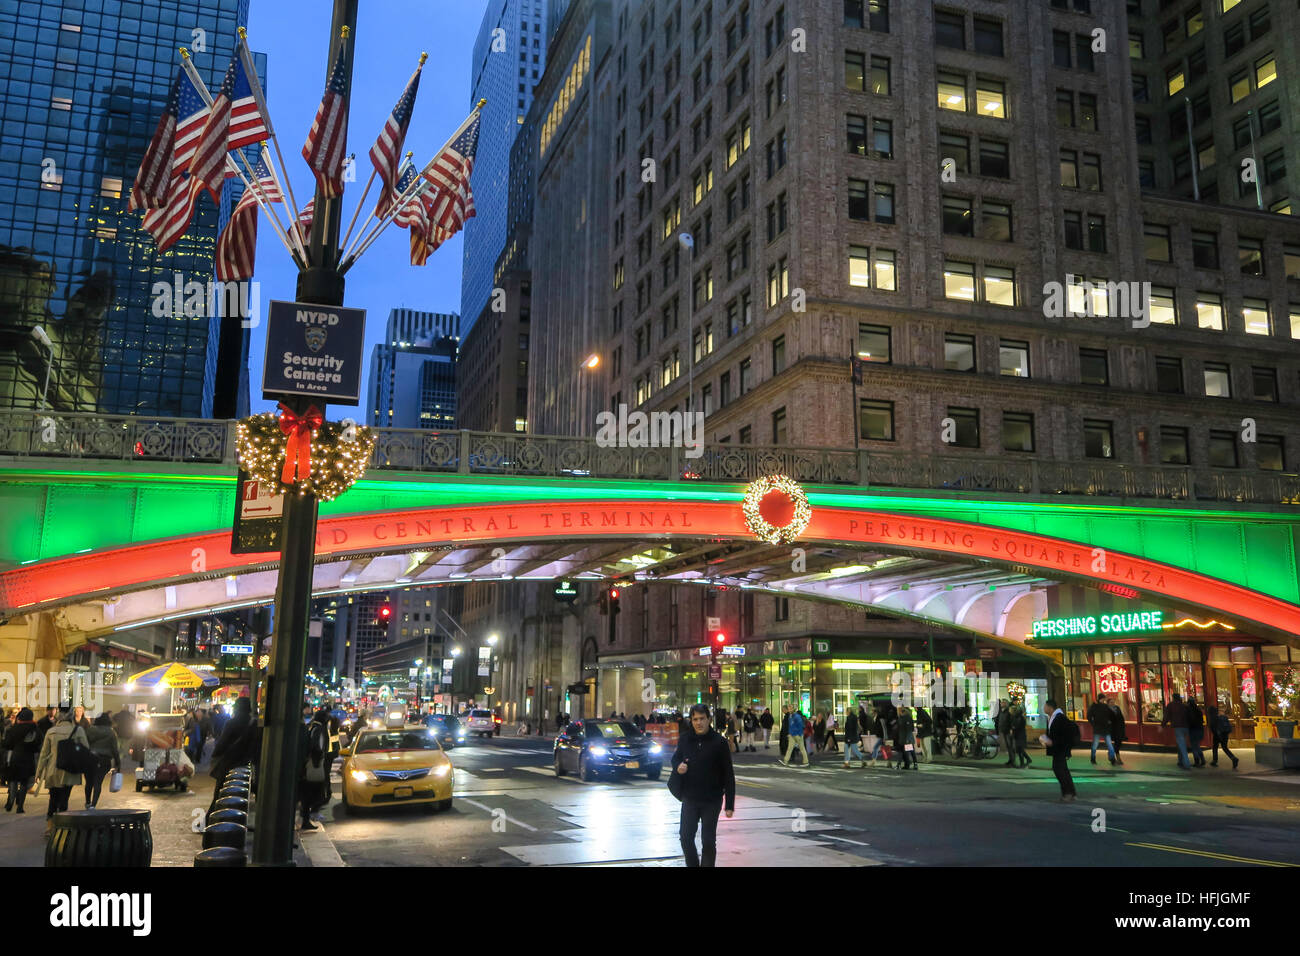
129, 71, 182, 212
390, 162, 422, 229
228, 55, 270, 151
302, 39, 350, 199
189, 57, 245, 206
419, 110, 480, 241
214, 159, 281, 281
370, 67, 422, 219
140, 69, 210, 252
295, 198, 315, 246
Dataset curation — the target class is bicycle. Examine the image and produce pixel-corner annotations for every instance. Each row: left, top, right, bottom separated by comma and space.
952, 719, 1000, 760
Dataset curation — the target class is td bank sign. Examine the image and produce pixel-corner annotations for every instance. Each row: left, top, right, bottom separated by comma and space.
1031, 611, 1164, 639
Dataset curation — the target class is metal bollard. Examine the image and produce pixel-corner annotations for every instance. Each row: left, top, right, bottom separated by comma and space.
194, 846, 246, 867
202, 821, 247, 851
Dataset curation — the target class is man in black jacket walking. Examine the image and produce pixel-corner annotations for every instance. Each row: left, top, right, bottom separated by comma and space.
1042, 698, 1076, 802
671, 703, 736, 867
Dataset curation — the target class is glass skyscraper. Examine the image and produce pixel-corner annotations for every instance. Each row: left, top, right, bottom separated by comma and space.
0, 0, 260, 418
367, 308, 460, 430
459, 0, 550, 336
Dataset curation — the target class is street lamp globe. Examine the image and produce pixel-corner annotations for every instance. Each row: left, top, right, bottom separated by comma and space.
487, 634, 499, 646
451, 646, 462, 657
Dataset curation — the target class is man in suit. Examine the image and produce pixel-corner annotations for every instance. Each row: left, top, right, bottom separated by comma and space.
1041, 697, 1076, 802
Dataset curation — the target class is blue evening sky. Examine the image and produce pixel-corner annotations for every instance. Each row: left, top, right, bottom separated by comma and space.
243, 1, 488, 413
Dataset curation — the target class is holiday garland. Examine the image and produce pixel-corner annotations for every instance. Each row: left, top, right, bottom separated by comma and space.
236, 408, 375, 501
742, 474, 811, 544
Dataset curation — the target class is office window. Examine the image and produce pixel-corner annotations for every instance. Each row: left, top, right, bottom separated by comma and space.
874, 118, 894, 158
1064, 210, 1083, 250
1084, 420, 1114, 459
845, 51, 866, 91
984, 266, 1016, 306
975, 78, 1006, 117
770, 406, 788, 445
1155, 356, 1183, 394
772, 336, 786, 374
1239, 238, 1263, 276
1075, 34, 1095, 71
979, 140, 1009, 176
1252, 366, 1278, 402
1160, 426, 1190, 465
849, 245, 872, 288
1056, 89, 1074, 127
944, 333, 976, 373
848, 178, 870, 220
1257, 436, 1285, 472
1081, 153, 1102, 190
1149, 286, 1176, 325
938, 71, 967, 112
1192, 231, 1219, 269
767, 257, 789, 305
871, 57, 891, 95
941, 133, 970, 172
936, 11, 965, 49
973, 18, 1004, 56
1203, 362, 1231, 397
1080, 347, 1109, 385
1255, 55, 1276, 89
1002, 412, 1034, 452
738, 425, 752, 444
944, 261, 976, 301
721, 371, 732, 406
1144, 223, 1171, 261
860, 399, 895, 440
982, 202, 1012, 242
858, 324, 891, 362
847, 114, 867, 154
1053, 30, 1072, 69
1086, 214, 1106, 254
1196, 293, 1223, 330
874, 183, 895, 224
943, 196, 973, 236
1229, 69, 1250, 103
875, 249, 897, 290
1000, 340, 1029, 377
1242, 298, 1270, 335
1129, 31, 1145, 58
1079, 93, 1098, 130
1209, 431, 1238, 468
1292, 307, 1300, 339
1060, 149, 1079, 188
947, 407, 980, 448
1167, 66, 1185, 96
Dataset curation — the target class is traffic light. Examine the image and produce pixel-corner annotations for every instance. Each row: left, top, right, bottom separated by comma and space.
712, 629, 727, 648
609, 587, 621, 615
378, 605, 392, 628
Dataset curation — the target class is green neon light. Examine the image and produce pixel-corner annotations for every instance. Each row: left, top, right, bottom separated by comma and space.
1031, 611, 1164, 639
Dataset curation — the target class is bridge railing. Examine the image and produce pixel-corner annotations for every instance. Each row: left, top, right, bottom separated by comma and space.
1, 410, 1297, 505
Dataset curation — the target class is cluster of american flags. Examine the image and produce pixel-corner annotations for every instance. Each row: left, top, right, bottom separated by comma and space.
130, 29, 481, 282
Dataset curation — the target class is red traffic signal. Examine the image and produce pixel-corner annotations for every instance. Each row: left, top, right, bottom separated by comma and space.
378, 605, 392, 622
609, 587, 621, 615
712, 630, 727, 647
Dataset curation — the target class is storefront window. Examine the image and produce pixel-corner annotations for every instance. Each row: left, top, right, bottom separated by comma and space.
1165, 662, 1204, 702
1229, 646, 1255, 663
1239, 667, 1259, 717
1094, 648, 1112, 664
1207, 645, 1231, 664
1139, 662, 1163, 722
1261, 645, 1291, 663
1138, 647, 1159, 663
1111, 648, 1132, 664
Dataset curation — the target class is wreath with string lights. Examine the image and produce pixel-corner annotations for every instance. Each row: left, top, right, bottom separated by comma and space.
235, 404, 375, 502
1007, 681, 1027, 704
742, 475, 811, 544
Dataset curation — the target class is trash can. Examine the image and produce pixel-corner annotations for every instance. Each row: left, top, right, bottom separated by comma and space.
45, 810, 153, 868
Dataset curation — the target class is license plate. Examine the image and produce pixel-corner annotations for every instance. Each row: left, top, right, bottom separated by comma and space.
625, 761, 639, 769
394, 786, 413, 798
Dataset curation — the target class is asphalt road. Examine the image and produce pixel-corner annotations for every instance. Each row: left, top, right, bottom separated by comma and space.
313, 736, 1300, 867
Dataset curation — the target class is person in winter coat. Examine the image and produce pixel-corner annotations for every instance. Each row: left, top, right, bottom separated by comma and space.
671, 703, 736, 867
299, 711, 330, 830
1186, 697, 1207, 767
36, 708, 90, 835
1161, 693, 1192, 769
802, 710, 816, 760
933, 706, 951, 755
1009, 704, 1031, 767
778, 705, 790, 757
83, 713, 120, 809
999, 700, 1017, 766
741, 708, 758, 752
35, 707, 56, 750
1207, 704, 1238, 769
896, 706, 917, 769
1088, 694, 1118, 765
3, 708, 40, 813
759, 707, 774, 749
783, 708, 810, 766
209, 696, 254, 790
812, 712, 826, 752
1106, 699, 1126, 765
111, 706, 135, 751
723, 710, 739, 753
841, 707, 863, 768
824, 711, 838, 753
914, 706, 933, 762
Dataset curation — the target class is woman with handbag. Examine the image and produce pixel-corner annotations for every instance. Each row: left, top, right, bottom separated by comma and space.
83, 713, 121, 809
299, 711, 330, 830
3, 708, 40, 813
35, 706, 91, 837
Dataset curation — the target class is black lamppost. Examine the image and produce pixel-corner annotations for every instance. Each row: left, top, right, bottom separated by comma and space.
251, 0, 358, 868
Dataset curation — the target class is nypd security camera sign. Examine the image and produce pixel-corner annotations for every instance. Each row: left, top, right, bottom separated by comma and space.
262, 300, 366, 405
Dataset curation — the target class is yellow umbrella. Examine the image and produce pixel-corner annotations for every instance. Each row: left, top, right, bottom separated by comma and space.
125, 662, 220, 691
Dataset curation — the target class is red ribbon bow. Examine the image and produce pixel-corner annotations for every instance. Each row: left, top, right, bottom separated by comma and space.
277, 403, 324, 485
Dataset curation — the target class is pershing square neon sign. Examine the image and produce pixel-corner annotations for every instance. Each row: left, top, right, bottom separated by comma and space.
1032, 610, 1164, 639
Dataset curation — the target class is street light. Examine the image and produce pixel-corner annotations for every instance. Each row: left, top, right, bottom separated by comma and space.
487, 633, 499, 646
582, 353, 600, 369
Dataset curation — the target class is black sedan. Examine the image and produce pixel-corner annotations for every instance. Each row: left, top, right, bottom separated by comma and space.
553, 719, 664, 781
421, 713, 466, 750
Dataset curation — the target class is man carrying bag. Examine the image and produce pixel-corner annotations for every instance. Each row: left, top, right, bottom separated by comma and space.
669, 703, 735, 867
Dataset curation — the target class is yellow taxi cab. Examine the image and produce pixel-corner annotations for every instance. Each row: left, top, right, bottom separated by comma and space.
340, 719, 454, 815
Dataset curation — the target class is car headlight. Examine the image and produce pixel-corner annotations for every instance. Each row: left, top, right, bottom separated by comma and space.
349, 768, 375, 783
649, 743, 662, 754
432, 764, 451, 776
589, 746, 607, 757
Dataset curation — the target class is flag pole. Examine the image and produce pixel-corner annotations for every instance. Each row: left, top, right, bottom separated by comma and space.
179, 48, 305, 269
339, 53, 427, 259
340, 100, 484, 273
237, 28, 311, 267
339, 151, 416, 267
